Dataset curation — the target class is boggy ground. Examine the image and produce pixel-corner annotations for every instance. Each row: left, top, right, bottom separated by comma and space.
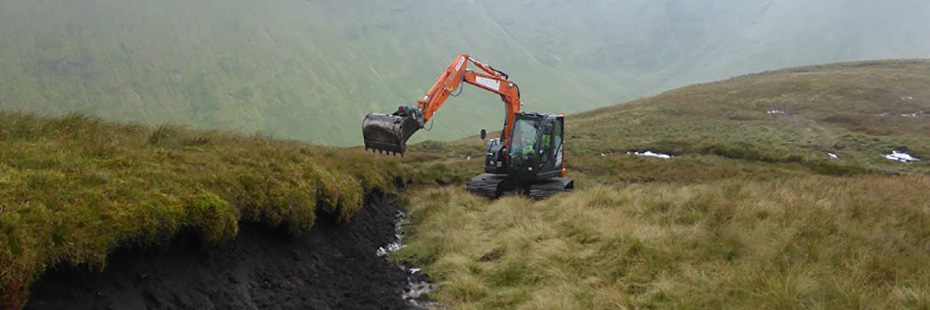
25, 192, 415, 310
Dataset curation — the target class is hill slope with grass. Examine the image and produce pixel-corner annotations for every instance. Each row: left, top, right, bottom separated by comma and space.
4, 59, 930, 309
399, 60, 930, 309
565, 59, 930, 182
2, 1, 929, 146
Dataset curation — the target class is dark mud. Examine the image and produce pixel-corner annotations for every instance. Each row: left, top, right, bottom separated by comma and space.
26, 192, 418, 310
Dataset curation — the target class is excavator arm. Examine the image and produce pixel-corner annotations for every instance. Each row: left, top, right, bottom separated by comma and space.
363, 54, 522, 154
416, 54, 522, 144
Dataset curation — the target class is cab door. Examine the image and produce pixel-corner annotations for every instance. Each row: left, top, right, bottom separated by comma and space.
536, 115, 564, 179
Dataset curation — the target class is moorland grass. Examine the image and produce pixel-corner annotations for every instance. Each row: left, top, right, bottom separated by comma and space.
566, 60, 930, 179
398, 60, 930, 309
0, 112, 401, 307
401, 176, 930, 309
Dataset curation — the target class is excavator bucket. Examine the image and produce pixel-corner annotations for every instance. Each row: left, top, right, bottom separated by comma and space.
362, 113, 421, 155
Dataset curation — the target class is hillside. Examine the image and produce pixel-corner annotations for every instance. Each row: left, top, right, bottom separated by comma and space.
2, 0, 929, 146
566, 59, 930, 182
5, 59, 930, 309
399, 60, 930, 309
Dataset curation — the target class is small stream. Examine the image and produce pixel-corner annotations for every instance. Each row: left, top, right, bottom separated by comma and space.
378, 210, 436, 309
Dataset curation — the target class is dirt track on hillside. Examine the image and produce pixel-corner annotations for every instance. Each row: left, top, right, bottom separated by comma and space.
26, 192, 420, 310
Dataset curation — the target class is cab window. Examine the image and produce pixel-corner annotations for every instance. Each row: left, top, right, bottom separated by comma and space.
510, 119, 538, 162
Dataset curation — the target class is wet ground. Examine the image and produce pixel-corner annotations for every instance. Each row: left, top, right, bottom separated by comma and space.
26, 192, 429, 310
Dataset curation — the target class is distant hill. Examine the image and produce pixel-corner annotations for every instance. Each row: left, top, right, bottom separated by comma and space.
571, 60, 930, 152
1, 0, 929, 145
565, 59, 930, 181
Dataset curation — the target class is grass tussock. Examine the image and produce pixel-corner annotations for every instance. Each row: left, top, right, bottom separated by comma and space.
401, 175, 930, 309
0, 112, 401, 307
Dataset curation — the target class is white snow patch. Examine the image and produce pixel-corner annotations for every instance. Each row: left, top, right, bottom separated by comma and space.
628, 151, 673, 159
828, 153, 839, 160
767, 110, 786, 115
902, 96, 915, 101
881, 111, 926, 118
409, 268, 421, 274
883, 151, 920, 163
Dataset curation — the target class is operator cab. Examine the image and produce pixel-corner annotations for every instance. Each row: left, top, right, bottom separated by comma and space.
483, 112, 564, 182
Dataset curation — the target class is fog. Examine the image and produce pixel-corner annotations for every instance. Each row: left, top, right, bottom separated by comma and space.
1, 0, 928, 145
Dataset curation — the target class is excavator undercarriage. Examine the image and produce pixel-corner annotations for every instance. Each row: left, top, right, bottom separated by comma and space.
466, 173, 574, 200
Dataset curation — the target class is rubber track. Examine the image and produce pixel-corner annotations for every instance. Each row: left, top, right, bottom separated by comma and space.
466, 174, 507, 199
528, 178, 574, 200
466, 179, 500, 199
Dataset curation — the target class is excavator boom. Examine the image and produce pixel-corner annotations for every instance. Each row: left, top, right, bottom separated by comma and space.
362, 54, 521, 155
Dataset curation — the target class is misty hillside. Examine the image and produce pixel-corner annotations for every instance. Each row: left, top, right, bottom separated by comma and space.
1, 0, 929, 145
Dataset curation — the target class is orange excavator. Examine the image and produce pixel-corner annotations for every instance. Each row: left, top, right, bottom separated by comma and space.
362, 54, 573, 199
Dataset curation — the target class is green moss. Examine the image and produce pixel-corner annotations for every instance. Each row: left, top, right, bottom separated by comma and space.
185, 192, 238, 243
